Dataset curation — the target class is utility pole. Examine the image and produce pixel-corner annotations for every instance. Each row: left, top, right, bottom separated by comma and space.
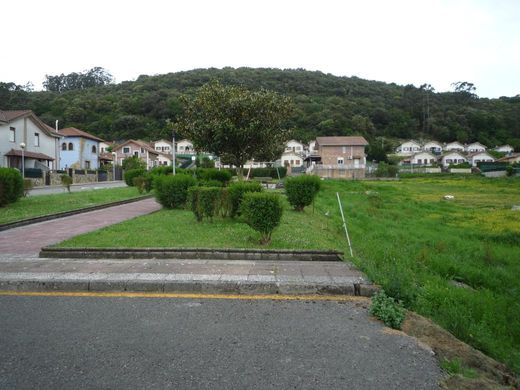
172, 131, 176, 175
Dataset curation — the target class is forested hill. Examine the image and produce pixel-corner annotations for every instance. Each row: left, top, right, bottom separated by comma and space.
1, 67, 519, 150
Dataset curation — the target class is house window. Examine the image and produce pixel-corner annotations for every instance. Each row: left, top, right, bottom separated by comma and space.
156, 147, 161, 151
62, 142, 67, 151
140, 147, 144, 153
92, 145, 97, 154
134, 151, 139, 157
68, 142, 74, 151
295, 160, 300, 165
337, 157, 344, 165
342, 146, 347, 153
85, 161, 91, 169
9, 127, 15, 142
123, 147, 130, 154
34, 133, 40, 147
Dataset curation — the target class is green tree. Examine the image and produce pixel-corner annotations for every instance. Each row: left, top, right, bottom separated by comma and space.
122, 156, 146, 171
176, 81, 294, 177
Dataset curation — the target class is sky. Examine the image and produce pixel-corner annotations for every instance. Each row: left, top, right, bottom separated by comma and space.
2, 0, 519, 98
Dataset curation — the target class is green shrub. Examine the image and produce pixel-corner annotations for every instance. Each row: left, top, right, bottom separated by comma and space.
285, 175, 321, 211
241, 192, 283, 244
188, 186, 224, 221
154, 174, 196, 209
449, 162, 471, 169
124, 168, 146, 186
0, 167, 24, 206
60, 174, 73, 193
122, 156, 146, 171
150, 165, 173, 176
369, 290, 406, 330
375, 162, 399, 177
228, 181, 263, 217
187, 187, 203, 222
196, 168, 232, 184
133, 176, 152, 194
198, 179, 224, 187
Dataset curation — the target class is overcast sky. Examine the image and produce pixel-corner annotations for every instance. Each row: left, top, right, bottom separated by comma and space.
2, 0, 519, 98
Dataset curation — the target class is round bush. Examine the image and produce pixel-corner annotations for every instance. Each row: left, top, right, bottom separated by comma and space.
124, 168, 146, 186
284, 175, 321, 211
0, 168, 24, 207
196, 168, 232, 184
154, 174, 196, 209
241, 192, 283, 244
228, 181, 263, 217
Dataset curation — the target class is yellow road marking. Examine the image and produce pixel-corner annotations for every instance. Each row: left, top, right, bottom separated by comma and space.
0, 290, 366, 302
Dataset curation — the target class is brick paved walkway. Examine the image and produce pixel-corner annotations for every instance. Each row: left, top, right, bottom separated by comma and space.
0, 198, 161, 256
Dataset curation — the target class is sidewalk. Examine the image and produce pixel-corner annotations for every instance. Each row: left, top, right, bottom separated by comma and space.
0, 257, 375, 296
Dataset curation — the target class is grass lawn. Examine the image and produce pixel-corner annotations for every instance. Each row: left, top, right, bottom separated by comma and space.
56, 175, 520, 374
0, 187, 145, 224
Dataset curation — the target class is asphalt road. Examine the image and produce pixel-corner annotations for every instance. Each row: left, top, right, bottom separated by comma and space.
0, 295, 441, 389
28, 181, 127, 196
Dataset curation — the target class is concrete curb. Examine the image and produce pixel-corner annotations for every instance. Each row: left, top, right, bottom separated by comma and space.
0, 272, 378, 296
39, 248, 344, 262
0, 195, 153, 232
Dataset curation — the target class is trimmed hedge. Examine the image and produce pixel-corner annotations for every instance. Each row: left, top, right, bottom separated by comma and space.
133, 176, 152, 194
154, 174, 196, 209
188, 186, 222, 222
124, 168, 146, 186
196, 168, 232, 184
241, 192, 283, 244
228, 181, 263, 217
285, 175, 321, 211
0, 168, 24, 207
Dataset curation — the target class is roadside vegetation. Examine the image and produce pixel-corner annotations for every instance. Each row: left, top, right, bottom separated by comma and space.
0, 187, 144, 224
56, 175, 520, 374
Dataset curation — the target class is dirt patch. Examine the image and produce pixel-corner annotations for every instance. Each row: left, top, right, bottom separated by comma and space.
402, 311, 519, 389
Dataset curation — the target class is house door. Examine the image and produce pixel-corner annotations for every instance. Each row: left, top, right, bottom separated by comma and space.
8, 156, 22, 170
354, 159, 360, 168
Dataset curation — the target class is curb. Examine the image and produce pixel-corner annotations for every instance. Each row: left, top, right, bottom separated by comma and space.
39, 248, 344, 262
0, 273, 378, 296
0, 195, 154, 232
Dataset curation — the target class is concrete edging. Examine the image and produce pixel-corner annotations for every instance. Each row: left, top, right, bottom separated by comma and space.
40, 247, 344, 262
0, 195, 153, 232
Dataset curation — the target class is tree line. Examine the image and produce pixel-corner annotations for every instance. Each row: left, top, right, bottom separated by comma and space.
1, 67, 519, 152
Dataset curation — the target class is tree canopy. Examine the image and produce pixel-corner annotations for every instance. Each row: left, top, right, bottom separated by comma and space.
1, 67, 519, 150
176, 82, 293, 174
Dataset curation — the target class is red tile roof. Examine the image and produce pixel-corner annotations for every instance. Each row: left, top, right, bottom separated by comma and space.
58, 127, 104, 142
316, 136, 369, 146
5, 148, 54, 160
0, 110, 60, 138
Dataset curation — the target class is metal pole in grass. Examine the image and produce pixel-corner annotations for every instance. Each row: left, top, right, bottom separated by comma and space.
336, 192, 353, 257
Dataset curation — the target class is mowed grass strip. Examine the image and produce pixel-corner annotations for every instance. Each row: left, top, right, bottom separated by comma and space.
314, 177, 520, 374
0, 187, 143, 224
56, 197, 344, 250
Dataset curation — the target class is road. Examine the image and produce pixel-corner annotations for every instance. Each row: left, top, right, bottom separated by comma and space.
0, 294, 441, 389
28, 181, 127, 196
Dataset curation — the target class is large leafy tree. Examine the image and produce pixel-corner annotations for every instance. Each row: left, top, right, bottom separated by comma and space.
176, 82, 294, 176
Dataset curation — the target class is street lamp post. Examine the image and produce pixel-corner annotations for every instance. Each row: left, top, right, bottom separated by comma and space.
20, 142, 26, 179
112, 152, 117, 181
172, 132, 176, 175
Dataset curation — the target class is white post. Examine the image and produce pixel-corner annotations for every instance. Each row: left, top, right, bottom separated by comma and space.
112, 152, 116, 181
20, 142, 26, 179
172, 134, 176, 175
336, 192, 354, 257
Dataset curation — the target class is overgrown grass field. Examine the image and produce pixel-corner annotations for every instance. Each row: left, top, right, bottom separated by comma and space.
56, 176, 520, 373
0, 187, 144, 224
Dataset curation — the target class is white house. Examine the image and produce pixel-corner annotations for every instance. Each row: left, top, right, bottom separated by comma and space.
445, 141, 465, 152
395, 140, 421, 156
465, 142, 487, 153
153, 139, 173, 154
112, 140, 158, 170
408, 152, 437, 165
308, 140, 317, 155
281, 151, 304, 167
494, 145, 514, 154
99, 141, 114, 154
467, 151, 495, 167
423, 141, 443, 154
284, 140, 305, 154
0, 110, 60, 170
440, 152, 467, 167
156, 152, 172, 166
176, 139, 195, 154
